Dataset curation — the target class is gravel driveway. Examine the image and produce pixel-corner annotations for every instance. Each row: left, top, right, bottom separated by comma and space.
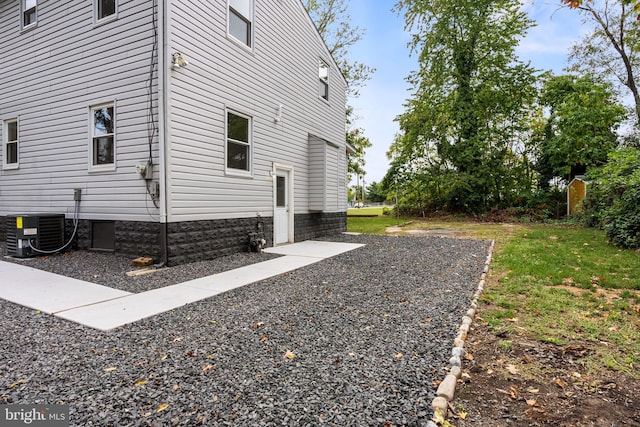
0, 234, 490, 426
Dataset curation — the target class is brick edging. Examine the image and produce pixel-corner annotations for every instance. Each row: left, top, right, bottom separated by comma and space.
428, 240, 495, 426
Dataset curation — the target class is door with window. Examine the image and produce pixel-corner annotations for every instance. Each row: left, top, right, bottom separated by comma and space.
274, 169, 291, 245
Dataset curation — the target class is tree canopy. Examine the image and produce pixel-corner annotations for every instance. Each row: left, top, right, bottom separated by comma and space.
388, 0, 539, 213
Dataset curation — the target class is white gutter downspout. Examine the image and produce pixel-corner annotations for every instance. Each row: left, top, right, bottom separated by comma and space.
158, 0, 170, 264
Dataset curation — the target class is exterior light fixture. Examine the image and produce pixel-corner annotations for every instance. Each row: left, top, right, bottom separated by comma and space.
171, 52, 188, 70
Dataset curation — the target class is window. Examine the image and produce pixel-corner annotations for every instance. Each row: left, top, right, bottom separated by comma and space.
319, 59, 329, 100
95, 0, 116, 23
90, 103, 115, 169
3, 119, 18, 169
22, 0, 37, 29
228, 0, 253, 48
226, 110, 251, 172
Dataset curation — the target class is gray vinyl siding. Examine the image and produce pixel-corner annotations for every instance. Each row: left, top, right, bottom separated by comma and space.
308, 136, 344, 212
166, 0, 347, 222
0, 0, 160, 221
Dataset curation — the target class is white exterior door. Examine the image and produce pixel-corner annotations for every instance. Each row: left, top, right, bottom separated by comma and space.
274, 170, 290, 244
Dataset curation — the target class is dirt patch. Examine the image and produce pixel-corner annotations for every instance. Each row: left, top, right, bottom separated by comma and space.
385, 226, 466, 238
454, 324, 640, 426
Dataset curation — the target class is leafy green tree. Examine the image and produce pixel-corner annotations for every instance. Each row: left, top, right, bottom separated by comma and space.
583, 147, 640, 248
304, 0, 375, 177
366, 181, 388, 203
539, 75, 626, 182
565, 0, 640, 124
390, 0, 539, 213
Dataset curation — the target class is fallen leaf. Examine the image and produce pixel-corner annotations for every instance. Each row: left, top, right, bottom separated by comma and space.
161, 355, 168, 361
9, 379, 27, 388
260, 335, 269, 343
506, 364, 519, 375
156, 403, 169, 412
252, 322, 263, 328
458, 410, 468, 419
284, 324, 292, 330
172, 385, 180, 392
173, 337, 183, 342
525, 407, 547, 419
487, 369, 494, 374
283, 350, 296, 359
135, 379, 149, 387
526, 399, 539, 406
464, 353, 474, 361
509, 385, 519, 399
507, 317, 518, 322
554, 378, 567, 389
528, 388, 539, 393
202, 365, 214, 372
608, 326, 618, 332
461, 372, 471, 380
572, 372, 582, 378
185, 351, 196, 357
395, 352, 403, 359
103, 367, 117, 372
209, 320, 217, 325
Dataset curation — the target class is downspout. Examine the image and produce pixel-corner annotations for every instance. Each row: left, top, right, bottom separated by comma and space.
158, 0, 170, 265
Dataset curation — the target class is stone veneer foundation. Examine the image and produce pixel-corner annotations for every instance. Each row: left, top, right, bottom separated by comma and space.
2, 213, 346, 266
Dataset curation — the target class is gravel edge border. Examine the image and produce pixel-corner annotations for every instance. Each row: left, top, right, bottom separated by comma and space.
428, 239, 495, 426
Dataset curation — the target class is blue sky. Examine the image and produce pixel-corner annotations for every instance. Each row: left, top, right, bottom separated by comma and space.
346, 0, 588, 185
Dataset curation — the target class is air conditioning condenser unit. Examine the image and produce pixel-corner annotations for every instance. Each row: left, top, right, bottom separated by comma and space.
6, 214, 66, 258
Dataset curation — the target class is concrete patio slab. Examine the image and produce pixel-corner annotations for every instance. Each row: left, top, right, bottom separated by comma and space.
0, 260, 132, 314
1, 241, 364, 331
265, 240, 363, 258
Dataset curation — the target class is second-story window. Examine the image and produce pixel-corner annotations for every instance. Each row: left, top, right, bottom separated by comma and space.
96, 0, 116, 23
22, 0, 37, 29
228, 0, 253, 48
319, 59, 329, 101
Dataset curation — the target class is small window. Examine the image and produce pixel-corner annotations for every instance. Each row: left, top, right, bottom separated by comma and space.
228, 0, 253, 48
276, 176, 286, 207
226, 110, 251, 173
90, 103, 115, 169
3, 119, 19, 169
95, 0, 116, 23
22, 0, 37, 29
319, 59, 329, 100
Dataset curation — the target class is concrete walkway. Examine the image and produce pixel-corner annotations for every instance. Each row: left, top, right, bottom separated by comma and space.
0, 240, 363, 331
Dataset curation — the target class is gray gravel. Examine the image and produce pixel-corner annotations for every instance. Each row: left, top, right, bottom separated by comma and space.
0, 234, 490, 426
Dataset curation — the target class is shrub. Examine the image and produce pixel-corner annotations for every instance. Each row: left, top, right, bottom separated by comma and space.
584, 148, 640, 248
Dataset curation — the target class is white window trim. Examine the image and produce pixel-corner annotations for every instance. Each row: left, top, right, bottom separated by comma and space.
94, 0, 118, 27
3, 118, 19, 170
227, 0, 255, 52
224, 108, 253, 178
89, 101, 117, 173
319, 58, 330, 102
20, 0, 37, 31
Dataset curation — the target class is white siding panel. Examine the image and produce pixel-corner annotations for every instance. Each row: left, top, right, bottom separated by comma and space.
167, 0, 347, 222
0, 0, 161, 222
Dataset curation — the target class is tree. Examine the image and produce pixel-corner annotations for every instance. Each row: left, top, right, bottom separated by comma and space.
565, 0, 640, 125
304, 0, 375, 177
390, 0, 539, 213
583, 147, 640, 248
539, 75, 626, 182
366, 181, 388, 203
